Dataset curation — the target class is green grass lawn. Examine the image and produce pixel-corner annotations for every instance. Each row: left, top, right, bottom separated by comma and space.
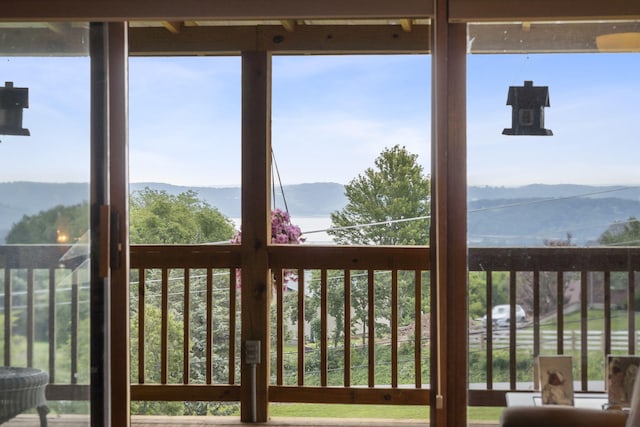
269, 403, 504, 422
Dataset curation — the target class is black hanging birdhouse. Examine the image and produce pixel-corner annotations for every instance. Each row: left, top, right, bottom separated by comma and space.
0, 81, 30, 136
502, 80, 552, 136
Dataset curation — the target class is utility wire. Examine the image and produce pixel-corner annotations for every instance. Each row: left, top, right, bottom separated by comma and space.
271, 147, 289, 213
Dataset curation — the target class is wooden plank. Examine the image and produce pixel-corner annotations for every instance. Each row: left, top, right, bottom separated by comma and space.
320, 269, 328, 387
414, 270, 422, 388
161, 267, 169, 384
206, 269, 213, 384
71, 272, 79, 384
508, 271, 516, 389
556, 272, 564, 353
469, 247, 640, 272
270, 385, 429, 405
3, 268, 10, 366
229, 270, 237, 385
183, 270, 190, 384
269, 245, 430, 270
27, 269, 34, 367
485, 271, 493, 389
0, 0, 433, 21
391, 269, 398, 388
450, 0, 640, 22
48, 269, 56, 382
297, 268, 305, 386
130, 244, 241, 269
368, 269, 375, 388
130, 24, 431, 56
131, 384, 241, 401
604, 271, 611, 356
629, 271, 636, 353
46, 384, 91, 401
138, 269, 145, 384
275, 269, 284, 385
580, 271, 588, 390
344, 270, 352, 387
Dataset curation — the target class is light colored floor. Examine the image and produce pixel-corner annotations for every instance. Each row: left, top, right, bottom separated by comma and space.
3, 414, 499, 426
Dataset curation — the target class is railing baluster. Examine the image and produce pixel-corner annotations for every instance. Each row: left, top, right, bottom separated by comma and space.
556, 271, 564, 354
629, 270, 636, 354
48, 268, 56, 383
138, 269, 145, 384
3, 267, 11, 366
414, 269, 422, 388
183, 269, 190, 385
580, 270, 588, 390
604, 271, 611, 356
71, 270, 79, 384
27, 268, 34, 367
368, 269, 375, 388
297, 268, 305, 386
206, 268, 213, 384
344, 269, 351, 387
229, 268, 237, 385
161, 267, 168, 384
486, 270, 493, 390
533, 271, 540, 358
391, 269, 398, 388
275, 268, 284, 385
509, 270, 516, 389
320, 269, 328, 387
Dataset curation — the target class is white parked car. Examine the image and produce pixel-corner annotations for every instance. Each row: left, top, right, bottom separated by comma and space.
482, 304, 526, 329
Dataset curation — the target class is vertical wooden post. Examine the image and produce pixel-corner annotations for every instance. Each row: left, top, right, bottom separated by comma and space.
89, 22, 109, 427
431, 0, 468, 425
241, 50, 272, 423
108, 21, 130, 427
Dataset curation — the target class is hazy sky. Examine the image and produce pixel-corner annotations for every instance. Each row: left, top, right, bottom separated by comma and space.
0, 51, 638, 187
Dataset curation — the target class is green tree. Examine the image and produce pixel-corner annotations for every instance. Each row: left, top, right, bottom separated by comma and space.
598, 217, 640, 246
5, 202, 88, 244
321, 146, 431, 349
130, 188, 235, 244
128, 188, 237, 415
328, 144, 430, 246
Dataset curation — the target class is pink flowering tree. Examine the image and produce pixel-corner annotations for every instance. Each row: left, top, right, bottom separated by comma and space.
231, 208, 305, 288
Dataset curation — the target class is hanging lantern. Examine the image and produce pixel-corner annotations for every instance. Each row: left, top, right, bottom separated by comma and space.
502, 80, 552, 136
0, 81, 30, 136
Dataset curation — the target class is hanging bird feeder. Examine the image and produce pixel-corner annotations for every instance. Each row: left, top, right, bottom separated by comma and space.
502, 80, 552, 136
0, 81, 30, 136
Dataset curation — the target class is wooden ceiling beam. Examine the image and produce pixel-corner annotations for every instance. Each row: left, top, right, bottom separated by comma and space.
161, 21, 183, 33
281, 19, 296, 32
450, 0, 640, 22
128, 24, 431, 56
0, 0, 433, 21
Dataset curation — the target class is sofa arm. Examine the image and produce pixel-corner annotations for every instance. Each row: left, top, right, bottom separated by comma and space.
500, 406, 628, 427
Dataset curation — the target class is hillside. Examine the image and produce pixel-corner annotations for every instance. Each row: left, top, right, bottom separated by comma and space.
1, 182, 639, 246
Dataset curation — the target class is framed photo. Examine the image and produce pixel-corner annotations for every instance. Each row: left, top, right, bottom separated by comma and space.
536, 355, 574, 406
607, 355, 640, 408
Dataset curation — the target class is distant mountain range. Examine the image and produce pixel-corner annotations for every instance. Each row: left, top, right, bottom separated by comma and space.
1, 181, 639, 245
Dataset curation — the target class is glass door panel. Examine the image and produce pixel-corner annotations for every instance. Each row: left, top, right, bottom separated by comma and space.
0, 22, 92, 425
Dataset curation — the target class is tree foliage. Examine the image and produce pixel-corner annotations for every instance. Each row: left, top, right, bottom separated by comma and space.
598, 217, 640, 246
328, 145, 430, 246
6, 202, 89, 244
130, 187, 235, 244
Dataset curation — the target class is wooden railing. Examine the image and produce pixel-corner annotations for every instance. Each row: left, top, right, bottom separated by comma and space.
0, 244, 89, 401
2, 244, 640, 409
469, 247, 640, 406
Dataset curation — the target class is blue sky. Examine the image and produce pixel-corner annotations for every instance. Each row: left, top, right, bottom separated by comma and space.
0, 51, 638, 188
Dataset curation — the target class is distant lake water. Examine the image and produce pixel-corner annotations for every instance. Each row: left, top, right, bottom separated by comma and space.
231, 217, 334, 244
